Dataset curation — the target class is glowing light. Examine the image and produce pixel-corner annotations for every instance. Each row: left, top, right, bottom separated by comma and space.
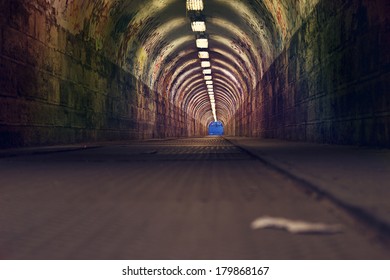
191, 21, 206, 32
198, 51, 209, 59
196, 38, 208, 48
186, 0, 204, 11
205, 81, 213, 85
201, 61, 210, 68
203, 69, 211, 75
207, 85, 213, 89
204, 75, 212, 80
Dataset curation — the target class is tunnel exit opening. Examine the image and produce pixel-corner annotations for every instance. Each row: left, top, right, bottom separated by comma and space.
208, 121, 224, 135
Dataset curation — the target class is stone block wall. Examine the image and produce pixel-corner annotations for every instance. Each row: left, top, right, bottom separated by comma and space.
227, 0, 390, 147
0, 0, 199, 148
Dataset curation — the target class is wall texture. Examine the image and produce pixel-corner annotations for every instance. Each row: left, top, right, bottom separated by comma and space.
0, 0, 203, 148
0, 0, 388, 148
227, 0, 390, 147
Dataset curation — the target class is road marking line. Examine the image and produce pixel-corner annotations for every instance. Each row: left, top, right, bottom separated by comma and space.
251, 216, 343, 234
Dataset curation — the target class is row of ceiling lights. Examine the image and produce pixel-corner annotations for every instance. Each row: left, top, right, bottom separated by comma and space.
186, 0, 218, 122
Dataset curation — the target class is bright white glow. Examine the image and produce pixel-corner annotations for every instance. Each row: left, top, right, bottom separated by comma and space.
191, 21, 206, 32
198, 51, 209, 59
201, 61, 210, 68
186, 0, 204, 11
203, 69, 211, 75
196, 38, 208, 48
205, 81, 213, 85
204, 75, 212, 80
207, 85, 213, 89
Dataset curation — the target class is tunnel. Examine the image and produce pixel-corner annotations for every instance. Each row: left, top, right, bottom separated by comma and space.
0, 0, 390, 261
0, 0, 388, 147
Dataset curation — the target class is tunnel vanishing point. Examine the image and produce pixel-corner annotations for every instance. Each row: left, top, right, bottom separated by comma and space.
0, 0, 389, 148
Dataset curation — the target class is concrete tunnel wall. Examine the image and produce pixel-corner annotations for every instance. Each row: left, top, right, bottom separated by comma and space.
0, 0, 389, 148
227, 0, 390, 146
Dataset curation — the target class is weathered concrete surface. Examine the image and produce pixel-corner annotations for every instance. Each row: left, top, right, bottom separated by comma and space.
227, 0, 390, 147
0, 0, 204, 148
0, 137, 389, 259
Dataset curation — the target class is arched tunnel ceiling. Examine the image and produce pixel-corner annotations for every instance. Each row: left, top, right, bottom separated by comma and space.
52, 0, 320, 127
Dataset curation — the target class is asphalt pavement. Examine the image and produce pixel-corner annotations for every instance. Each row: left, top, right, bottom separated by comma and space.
0, 137, 389, 259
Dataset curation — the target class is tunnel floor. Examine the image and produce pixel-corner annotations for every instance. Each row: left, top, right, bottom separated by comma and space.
0, 137, 389, 259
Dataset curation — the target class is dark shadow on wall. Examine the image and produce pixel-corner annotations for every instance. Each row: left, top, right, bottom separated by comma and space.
229, 0, 390, 147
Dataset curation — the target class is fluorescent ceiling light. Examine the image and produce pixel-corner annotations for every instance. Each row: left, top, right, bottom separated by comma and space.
205, 81, 213, 85
196, 38, 208, 48
207, 85, 213, 89
203, 69, 211, 75
198, 51, 209, 59
204, 75, 212, 80
201, 61, 211, 68
191, 21, 206, 32
186, 0, 204, 11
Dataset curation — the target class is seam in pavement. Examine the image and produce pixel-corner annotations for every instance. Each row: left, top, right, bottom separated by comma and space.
224, 137, 390, 245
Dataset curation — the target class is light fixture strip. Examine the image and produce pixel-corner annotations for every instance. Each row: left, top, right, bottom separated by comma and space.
196, 38, 208, 48
198, 51, 209, 59
186, 0, 204, 11
187, 0, 219, 121
191, 21, 206, 32
203, 69, 211, 75
201, 61, 211, 68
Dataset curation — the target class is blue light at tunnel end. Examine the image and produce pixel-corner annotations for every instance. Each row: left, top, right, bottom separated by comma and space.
208, 121, 224, 135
